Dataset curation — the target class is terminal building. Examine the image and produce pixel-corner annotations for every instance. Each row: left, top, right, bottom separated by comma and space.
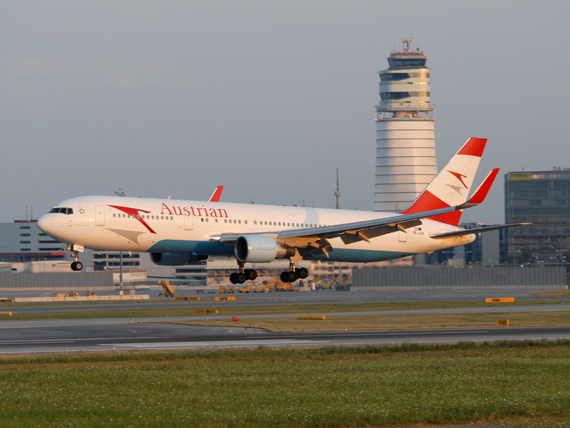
374, 39, 437, 212
504, 169, 570, 264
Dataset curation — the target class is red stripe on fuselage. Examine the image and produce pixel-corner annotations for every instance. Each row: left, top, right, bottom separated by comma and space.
108, 205, 156, 234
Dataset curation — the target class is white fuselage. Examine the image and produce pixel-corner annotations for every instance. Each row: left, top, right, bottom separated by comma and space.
38, 196, 476, 263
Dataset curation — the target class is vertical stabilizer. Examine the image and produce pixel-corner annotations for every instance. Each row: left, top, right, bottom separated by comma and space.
400, 137, 487, 225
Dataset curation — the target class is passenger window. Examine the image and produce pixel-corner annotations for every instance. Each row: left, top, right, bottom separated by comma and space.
238, 220, 241, 224
245, 220, 247, 225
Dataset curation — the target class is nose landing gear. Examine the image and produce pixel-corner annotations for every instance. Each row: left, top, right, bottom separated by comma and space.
70, 251, 83, 271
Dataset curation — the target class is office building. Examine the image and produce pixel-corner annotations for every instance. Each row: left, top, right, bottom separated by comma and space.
505, 169, 570, 263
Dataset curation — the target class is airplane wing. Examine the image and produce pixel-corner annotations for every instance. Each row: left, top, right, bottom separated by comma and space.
430, 223, 530, 239
213, 169, 500, 258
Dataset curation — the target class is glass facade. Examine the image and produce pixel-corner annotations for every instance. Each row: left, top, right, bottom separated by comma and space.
504, 170, 570, 263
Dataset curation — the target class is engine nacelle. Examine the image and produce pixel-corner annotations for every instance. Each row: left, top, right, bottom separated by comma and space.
150, 253, 207, 266
235, 235, 290, 263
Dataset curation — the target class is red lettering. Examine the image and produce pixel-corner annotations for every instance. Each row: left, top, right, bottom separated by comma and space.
172, 206, 182, 215
217, 208, 228, 218
183, 207, 191, 216
209, 208, 218, 217
161, 203, 173, 215
190, 207, 198, 216
202, 205, 208, 217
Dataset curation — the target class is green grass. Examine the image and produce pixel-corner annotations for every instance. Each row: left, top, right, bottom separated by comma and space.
2, 299, 568, 321
179, 310, 570, 333
0, 341, 570, 427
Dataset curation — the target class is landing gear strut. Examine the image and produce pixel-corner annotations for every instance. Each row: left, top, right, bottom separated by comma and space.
229, 262, 258, 284
70, 251, 83, 272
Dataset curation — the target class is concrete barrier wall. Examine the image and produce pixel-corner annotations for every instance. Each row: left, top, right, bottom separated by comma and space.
352, 266, 568, 290
0, 272, 114, 289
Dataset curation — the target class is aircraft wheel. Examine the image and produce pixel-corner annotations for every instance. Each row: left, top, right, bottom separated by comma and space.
237, 273, 247, 284
230, 273, 239, 284
245, 269, 258, 281
71, 261, 83, 271
281, 271, 297, 283
295, 267, 308, 279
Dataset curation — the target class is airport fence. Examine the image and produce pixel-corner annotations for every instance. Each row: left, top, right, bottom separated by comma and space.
352, 265, 568, 290
0, 272, 114, 290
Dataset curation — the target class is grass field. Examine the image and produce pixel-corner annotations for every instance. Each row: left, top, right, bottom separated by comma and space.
1, 299, 567, 321
1, 342, 570, 427
178, 310, 570, 333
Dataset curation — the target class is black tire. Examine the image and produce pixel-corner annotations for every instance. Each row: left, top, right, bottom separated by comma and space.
245, 269, 258, 281
75, 261, 83, 271
237, 273, 247, 284
296, 267, 308, 279
281, 271, 297, 283
229, 273, 239, 284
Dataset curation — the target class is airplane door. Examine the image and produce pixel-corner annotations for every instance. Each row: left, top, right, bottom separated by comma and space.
184, 215, 194, 230
95, 206, 105, 226
398, 230, 407, 242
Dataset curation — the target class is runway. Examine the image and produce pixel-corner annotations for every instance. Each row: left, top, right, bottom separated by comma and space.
5, 288, 566, 314
1, 302, 570, 355
1, 289, 568, 355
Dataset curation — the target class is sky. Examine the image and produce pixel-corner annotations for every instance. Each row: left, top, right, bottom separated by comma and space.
1, 0, 569, 225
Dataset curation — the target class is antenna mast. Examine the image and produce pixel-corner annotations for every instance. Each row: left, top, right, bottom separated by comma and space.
335, 169, 341, 209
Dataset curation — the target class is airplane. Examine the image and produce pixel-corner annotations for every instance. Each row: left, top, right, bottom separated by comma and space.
37, 138, 523, 284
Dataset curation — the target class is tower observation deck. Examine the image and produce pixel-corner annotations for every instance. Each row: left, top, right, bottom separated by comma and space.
374, 39, 437, 212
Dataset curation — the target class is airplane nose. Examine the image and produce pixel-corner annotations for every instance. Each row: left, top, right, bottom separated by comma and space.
37, 215, 52, 234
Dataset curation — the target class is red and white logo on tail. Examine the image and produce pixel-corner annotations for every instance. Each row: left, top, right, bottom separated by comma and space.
401, 137, 487, 226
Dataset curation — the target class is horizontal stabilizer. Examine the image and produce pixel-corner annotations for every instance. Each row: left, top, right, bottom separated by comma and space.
431, 223, 530, 239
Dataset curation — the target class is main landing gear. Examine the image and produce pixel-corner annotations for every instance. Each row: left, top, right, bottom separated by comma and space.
228, 261, 308, 284
280, 262, 308, 283
70, 251, 83, 272
229, 262, 258, 284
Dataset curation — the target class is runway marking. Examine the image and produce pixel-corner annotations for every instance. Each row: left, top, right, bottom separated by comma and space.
0, 336, 173, 345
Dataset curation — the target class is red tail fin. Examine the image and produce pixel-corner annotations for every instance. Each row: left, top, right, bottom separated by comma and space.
401, 137, 487, 226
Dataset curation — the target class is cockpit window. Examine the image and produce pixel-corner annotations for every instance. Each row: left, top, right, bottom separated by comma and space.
49, 207, 73, 215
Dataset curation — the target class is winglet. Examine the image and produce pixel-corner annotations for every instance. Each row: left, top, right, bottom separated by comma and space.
459, 168, 499, 209
209, 186, 224, 202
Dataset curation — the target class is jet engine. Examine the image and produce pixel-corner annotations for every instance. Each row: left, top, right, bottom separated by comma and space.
150, 253, 207, 266
234, 235, 292, 263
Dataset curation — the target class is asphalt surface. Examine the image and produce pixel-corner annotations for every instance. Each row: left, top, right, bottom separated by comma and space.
3, 288, 566, 314
0, 287, 569, 355
1, 316, 570, 355
0, 290, 570, 355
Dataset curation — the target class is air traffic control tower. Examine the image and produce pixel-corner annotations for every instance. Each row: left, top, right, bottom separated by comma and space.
374, 39, 437, 212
